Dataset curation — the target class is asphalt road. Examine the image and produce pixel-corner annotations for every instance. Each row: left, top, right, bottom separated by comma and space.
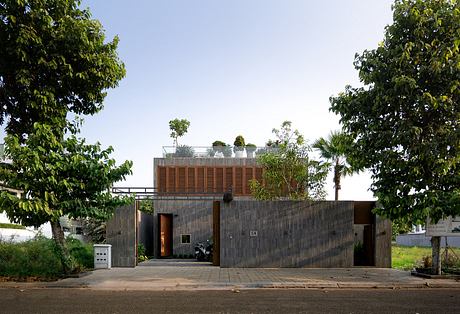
0, 288, 459, 313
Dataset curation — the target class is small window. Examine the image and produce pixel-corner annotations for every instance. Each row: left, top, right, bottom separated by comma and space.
181, 234, 191, 244
75, 227, 83, 235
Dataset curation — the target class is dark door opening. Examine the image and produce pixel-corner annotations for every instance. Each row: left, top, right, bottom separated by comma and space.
353, 202, 376, 266
158, 214, 173, 258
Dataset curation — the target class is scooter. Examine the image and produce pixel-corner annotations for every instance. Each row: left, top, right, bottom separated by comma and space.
194, 239, 213, 262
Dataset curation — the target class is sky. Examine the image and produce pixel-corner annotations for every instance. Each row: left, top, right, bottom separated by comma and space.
70, 0, 396, 201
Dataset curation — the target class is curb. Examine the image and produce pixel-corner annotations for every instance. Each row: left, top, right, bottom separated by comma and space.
1, 281, 460, 291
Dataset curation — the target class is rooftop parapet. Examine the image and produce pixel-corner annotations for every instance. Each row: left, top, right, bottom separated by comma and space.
162, 145, 278, 158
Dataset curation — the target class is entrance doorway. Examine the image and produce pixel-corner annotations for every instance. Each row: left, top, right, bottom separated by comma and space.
158, 214, 173, 257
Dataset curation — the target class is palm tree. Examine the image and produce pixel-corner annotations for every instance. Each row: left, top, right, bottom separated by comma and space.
313, 131, 356, 201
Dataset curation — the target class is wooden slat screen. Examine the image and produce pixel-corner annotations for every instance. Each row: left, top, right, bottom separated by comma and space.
234, 167, 243, 194
158, 167, 167, 193
178, 167, 186, 192
156, 165, 263, 196
197, 167, 205, 192
167, 168, 175, 192
187, 168, 195, 193
215, 167, 223, 192
206, 168, 214, 192
225, 167, 233, 192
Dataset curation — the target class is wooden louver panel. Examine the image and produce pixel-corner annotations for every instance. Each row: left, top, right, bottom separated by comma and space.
206, 168, 214, 193
178, 167, 186, 192
215, 167, 224, 193
197, 167, 205, 193
187, 168, 195, 193
167, 168, 175, 192
225, 167, 233, 192
234, 167, 243, 194
158, 167, 167, 193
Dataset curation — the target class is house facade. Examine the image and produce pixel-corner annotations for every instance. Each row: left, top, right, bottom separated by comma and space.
140, 147, 392, 267
152, 155, 263, 258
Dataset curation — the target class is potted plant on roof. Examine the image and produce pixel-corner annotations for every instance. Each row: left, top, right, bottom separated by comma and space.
212, 140, 226, 157
233, 135, 245, 158
245, 143, 257, 158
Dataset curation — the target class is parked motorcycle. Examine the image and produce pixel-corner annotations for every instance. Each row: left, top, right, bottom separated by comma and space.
194, 239, 213, 262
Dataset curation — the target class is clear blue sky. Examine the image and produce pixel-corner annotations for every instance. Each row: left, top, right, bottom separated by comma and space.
77, 0, 394, 200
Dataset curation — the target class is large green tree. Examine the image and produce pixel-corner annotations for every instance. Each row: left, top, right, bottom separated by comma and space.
0, 123, 132, 272
250, 121, 328, 200
0, 0, 125, 138
313, 131, 357, 201
330, 0, 460, 274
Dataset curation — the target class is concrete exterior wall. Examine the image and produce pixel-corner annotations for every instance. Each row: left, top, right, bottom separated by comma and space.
138, 211, 154, 256
220, 200, 355, 268
153, 199, 214, 257
106, 204, 137, 267
374, 216, 392, 267
154, 157, 258, 168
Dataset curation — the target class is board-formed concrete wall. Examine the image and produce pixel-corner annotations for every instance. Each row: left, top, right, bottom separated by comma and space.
106, 204, 137, 267
220, 200, 355, 268
153, 199, 214, 257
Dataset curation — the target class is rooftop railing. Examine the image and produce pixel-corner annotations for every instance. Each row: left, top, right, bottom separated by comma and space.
162, 145, 278, 158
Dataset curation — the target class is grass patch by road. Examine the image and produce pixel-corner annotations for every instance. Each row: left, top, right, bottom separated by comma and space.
392, 245, 460, 270
0, 236, 94, 280
0, 223, 26, 230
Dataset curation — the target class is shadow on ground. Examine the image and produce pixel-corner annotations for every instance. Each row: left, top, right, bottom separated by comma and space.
138, 259, 213, 267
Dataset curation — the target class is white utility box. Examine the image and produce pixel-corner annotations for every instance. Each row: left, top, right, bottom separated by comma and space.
93, 244, 112, 269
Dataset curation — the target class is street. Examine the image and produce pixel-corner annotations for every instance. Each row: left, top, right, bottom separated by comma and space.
0, 288, 458, 313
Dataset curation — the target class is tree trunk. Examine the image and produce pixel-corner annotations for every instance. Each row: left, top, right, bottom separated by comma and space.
431, 236, 441, 275
334, 160, 341, 201
50, 220, 73, 274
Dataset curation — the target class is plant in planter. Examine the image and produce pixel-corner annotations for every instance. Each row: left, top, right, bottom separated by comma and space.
233, 135, 245, 157
212, 140, 226, 157
245, 143, 257, 158
222, 145, 233, 157
174, 145, 195, 157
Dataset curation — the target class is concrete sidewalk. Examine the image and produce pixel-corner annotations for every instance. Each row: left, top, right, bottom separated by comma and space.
1, 259, 460, 291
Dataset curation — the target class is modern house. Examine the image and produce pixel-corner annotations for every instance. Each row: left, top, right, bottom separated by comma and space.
109, 145, 392, 268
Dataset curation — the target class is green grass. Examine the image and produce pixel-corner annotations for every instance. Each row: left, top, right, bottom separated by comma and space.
392, 245, 460, 270
0, 223, 26, 230
0, 236, 94, 280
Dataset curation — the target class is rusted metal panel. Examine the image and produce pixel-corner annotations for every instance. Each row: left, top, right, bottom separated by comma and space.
212, 201, 221, 266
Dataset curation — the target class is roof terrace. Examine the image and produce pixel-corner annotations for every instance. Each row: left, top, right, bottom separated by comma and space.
162, 145, 278, 158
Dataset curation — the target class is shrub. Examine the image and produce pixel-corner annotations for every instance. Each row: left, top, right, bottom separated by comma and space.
174, 145, 195, 157
67, 237, 94, 270
212, 140, 226, 147
222, 145, 233, 157
0, 236, 94, 280
233, 135, 245, 151
137, 243, 148, 263
0, 236, 62, 279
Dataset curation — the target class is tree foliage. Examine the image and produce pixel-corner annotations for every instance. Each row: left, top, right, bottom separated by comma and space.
0, 123, 133, 227
0, 0, 125, 138
250, 121, 328, 200
330, 0, 460, 223
169, 118, 190, 146
313, 131, 358, 200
